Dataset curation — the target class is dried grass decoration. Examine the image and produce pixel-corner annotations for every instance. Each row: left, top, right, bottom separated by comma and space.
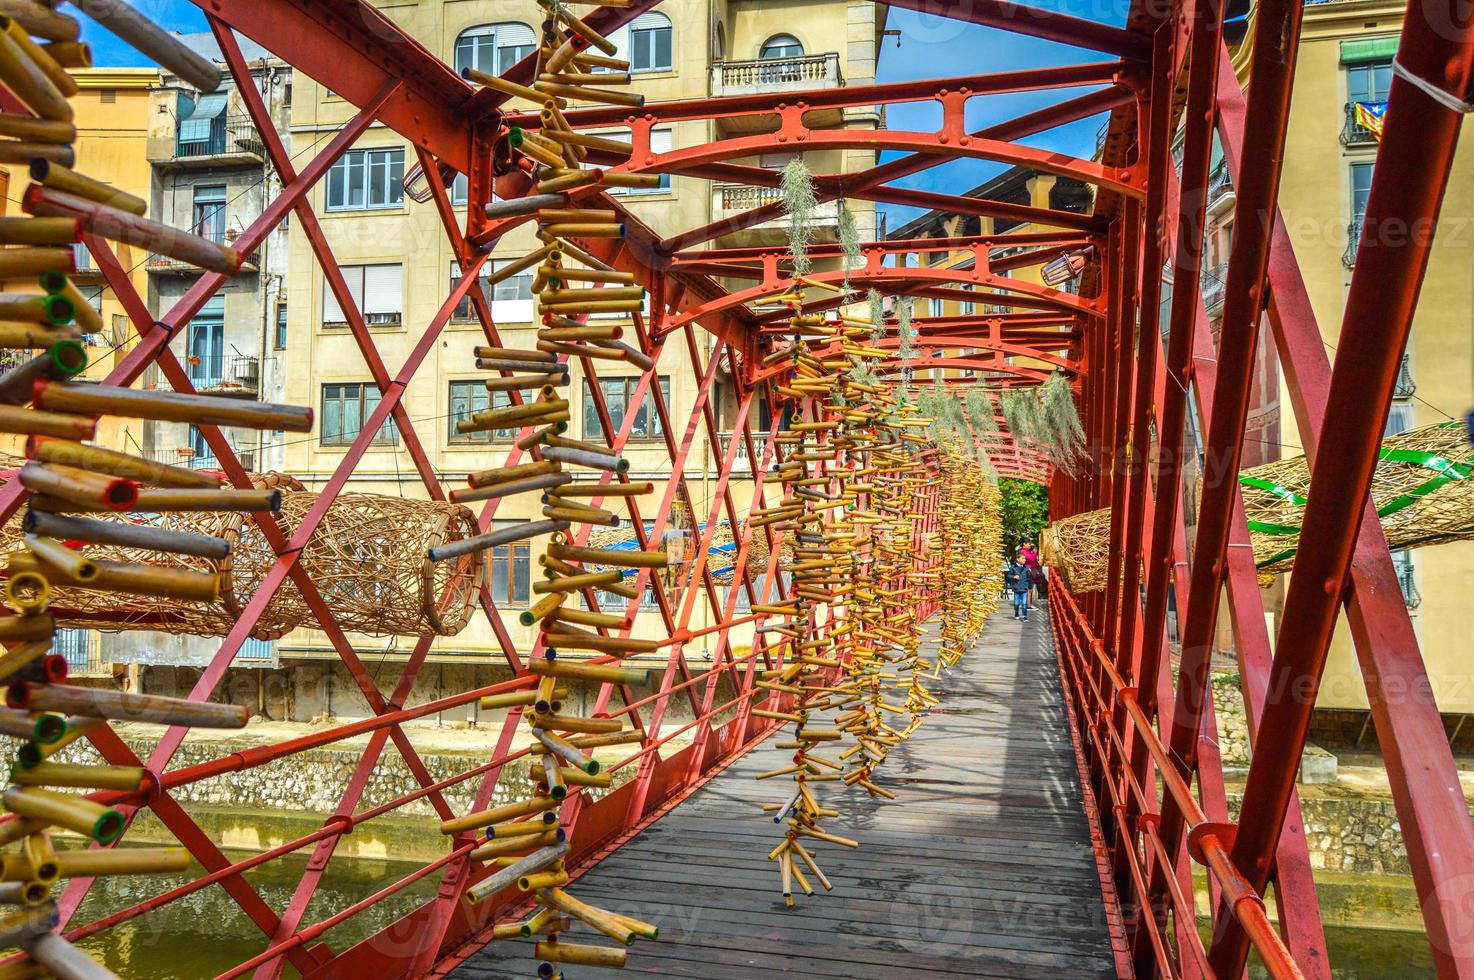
781, 157, 818, 280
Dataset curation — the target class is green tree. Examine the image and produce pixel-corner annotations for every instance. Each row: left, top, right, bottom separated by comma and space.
999, 478, 1049, 556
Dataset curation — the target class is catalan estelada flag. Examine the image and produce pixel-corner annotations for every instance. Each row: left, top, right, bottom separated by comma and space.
1355, 100, 1387, 141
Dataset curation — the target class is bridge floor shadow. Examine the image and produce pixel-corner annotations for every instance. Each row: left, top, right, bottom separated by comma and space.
446, 604, 1120, 978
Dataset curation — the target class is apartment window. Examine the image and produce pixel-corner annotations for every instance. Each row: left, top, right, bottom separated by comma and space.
451, 172, 469, 206
448, 380, 519, 443
325, 147, 404, 211
187, 424, 213, 467
758, 34, 805, 83
454, 22, 536, 76
960, 283, 976, 316
321, 383, 399, 446
760, 34, 804, 60
187, 295, 224, 388
451, 259, 534, 323
603, 129, 673, 195
1347, 59, 1392, 104
928, 297, 944, 318
1384, 402, 1415, 436
1351, 162, 1374, 225
275, 303, 287, 349
622, 12, 672, 73
193, 184, 227, 244
110, 313, 129, 346
486, 521, 531, 607
323, 264, 402, 328
585, 376, 670, 441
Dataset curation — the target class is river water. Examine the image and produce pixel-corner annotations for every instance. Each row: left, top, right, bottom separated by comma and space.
67, 850, 1433, 978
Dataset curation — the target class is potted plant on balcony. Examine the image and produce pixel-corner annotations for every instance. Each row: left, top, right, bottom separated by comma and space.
187, 354, 201, 366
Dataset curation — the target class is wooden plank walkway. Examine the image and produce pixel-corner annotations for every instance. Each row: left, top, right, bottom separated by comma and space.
448, 606, 1119, 978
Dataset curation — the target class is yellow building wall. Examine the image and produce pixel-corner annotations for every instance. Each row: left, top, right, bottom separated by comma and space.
0, 68, 157, 460
1248, 0, 1474, 710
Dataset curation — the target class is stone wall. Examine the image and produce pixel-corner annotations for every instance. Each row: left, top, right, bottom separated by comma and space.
1226, 793, 1410, 876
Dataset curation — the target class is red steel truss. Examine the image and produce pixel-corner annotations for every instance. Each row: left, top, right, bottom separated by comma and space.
2, 0, 1471, 976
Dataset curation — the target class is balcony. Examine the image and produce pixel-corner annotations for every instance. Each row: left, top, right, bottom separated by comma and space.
710, 183, 839, 246
1201, 262, 1228, 318
1343, 219, 1362, 268
711, 54, 844, 133
1340, 101, 1383, 146
1207, 159, 1233, 211
717, 433, 754, 473
150, 114, 267, 168
184, 353, 268, 398
141, 447, 257, 472
54, 628, 107, 676
1395, 354, 1416, 399
148, 249, 256, 276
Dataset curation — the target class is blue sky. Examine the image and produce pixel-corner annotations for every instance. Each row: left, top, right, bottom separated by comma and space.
82, 2, 1115, 225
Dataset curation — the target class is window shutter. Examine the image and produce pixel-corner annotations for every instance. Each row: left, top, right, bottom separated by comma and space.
651, 128, 673, 155
630, 13, 670, 30
1339, 37, 1399, 65
362, 264, 402, 316
323, 266, 363, 324
495, 22, 536, 48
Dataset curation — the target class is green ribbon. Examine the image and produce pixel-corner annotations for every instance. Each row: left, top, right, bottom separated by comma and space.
1240, 437, 1474, 567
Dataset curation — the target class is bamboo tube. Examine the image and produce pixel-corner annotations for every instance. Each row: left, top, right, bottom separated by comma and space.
515, 420, 566, 452
518, 591, 565, 627
537, 759, 566, 799
72, 0, 218, 88
6, 682, 248, 729
29, 160, 147, 216
537, 713, 622, 735
570, 50, 629, 71
534, 939, 626, 969
429, 519, 568, 563
536, 169, 600, 194
466, 459, 559, 487
552, 481, 652, 498
533, 80, 644, 108
0, 344, 87, 406
539, 129, 633, 157
598, 172, 663, 189
24, 186, 240, 274
0, 642, 52, 684
3, 788, 123, 843
19, 462, 136, 511
483, 193, 568, 220
483, 373, 567, 393
546, 543, 666, 569
566, 730, 643, 750
518, 868, 570, 892
530, 763, 609, 789
471, 831, 563, 860
489, 814, 559, 839
0, 322, 78, 349
24, 931, 113, 980
23, 534, 95, 582
476, 687, 567, 712
441, 795, 560, 836
0, 707, 43, 740
539, 286, 642, 305
2, 570, 48, 615
475, 357, 565, 374
0, 248, 73, 279
56, 279, 98, 334
542, 504, 617, 527
535, 888, 635, 945
27, 436, 220, 489
0, 614, 52, 646
31, 379, 313, 432
533, 730, 597, 775
41, 41, 89, 69
533, 569, 622, 594
551, 5, 619, 56
458, 397, 568, 433
449, 473, 570, 505
10, 762, 143, 792
15, 716, 101, 769
0, 19, 69, 120
0, 217, 77, 246
530, 658, 651, 686
86, 488, 279, 514
543, 267, 635, 287
539, 222, 626, 241
0, 2, 78, 42
545, 606, 623, 629
466, 842, 569, 903
59, 557, 219, 602
52, 848, 190, 878
2, 23, 70, 100
463, 67, 557, 107
588, 338, 655, 369
517, 137, 565, 169
24, 510, 230, 560
541, 630, 659, 656
0, 880, 49, 907
538, 324, 619, 342
474, 345, 557, 363
539, 445, 627, 473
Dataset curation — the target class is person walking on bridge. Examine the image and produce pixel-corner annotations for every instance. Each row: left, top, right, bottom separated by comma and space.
1006, 555, 1031, 623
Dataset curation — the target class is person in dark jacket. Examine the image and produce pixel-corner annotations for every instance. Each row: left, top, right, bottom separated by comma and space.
1006, 556, 1031, 622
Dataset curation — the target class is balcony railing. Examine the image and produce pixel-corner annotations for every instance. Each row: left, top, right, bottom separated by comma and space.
1395, 354, 1416, 399
140, 447, 256, 472
711, 184, 839, 228
1394, 554, 1421, 610
186, 353, 266, 396
717, 433, 753, 472
1343, 219, 1363, 268
1202, 261, 1228, 317
176, 114, 266, 160
1340, 101, 1383, 146
1207, 159, 1233, 205
712, 53, 842, 94
54, 628, 106, 675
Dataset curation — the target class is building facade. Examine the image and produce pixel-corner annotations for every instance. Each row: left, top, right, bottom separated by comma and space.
269, 1, 889, 688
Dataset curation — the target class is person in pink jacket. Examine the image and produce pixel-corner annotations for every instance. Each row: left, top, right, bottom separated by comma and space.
1018, 541, 1044, 607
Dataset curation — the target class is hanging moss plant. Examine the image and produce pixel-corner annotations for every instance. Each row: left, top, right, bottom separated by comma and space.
868, 289, 886, 345
781, 157, 818, 280
965, 388, 997, 435
837, 201, 862, 293
896, 297, 913, 360
1041, 371, 1086, 467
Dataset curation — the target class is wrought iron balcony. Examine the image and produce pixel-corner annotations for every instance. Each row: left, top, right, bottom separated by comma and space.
1343, 219, 1363, 268
171, 114, 267, 162
1340, 101, 1382, 146
1395, 354, 1416, 399
1202, 262, 1229, 317
711, 53, 842, 95
185, 353, 268, 397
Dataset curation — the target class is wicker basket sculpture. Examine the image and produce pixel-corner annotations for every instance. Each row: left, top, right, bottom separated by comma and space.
1044, 421, 1474, 593
0, 474, 482, 638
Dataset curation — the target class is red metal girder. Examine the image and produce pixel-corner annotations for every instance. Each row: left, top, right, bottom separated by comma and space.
1213, 5, 1474, 974
508, 62, 1125, 130
668, 232, 1093, 267
884, 0, 1151, 60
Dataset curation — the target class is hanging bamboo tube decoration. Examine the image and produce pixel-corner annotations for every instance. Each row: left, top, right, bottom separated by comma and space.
30, 378, 313, 431
6, 682, 248, 728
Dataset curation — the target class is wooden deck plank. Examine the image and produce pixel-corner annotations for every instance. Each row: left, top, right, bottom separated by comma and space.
446, 606, 1117, 979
